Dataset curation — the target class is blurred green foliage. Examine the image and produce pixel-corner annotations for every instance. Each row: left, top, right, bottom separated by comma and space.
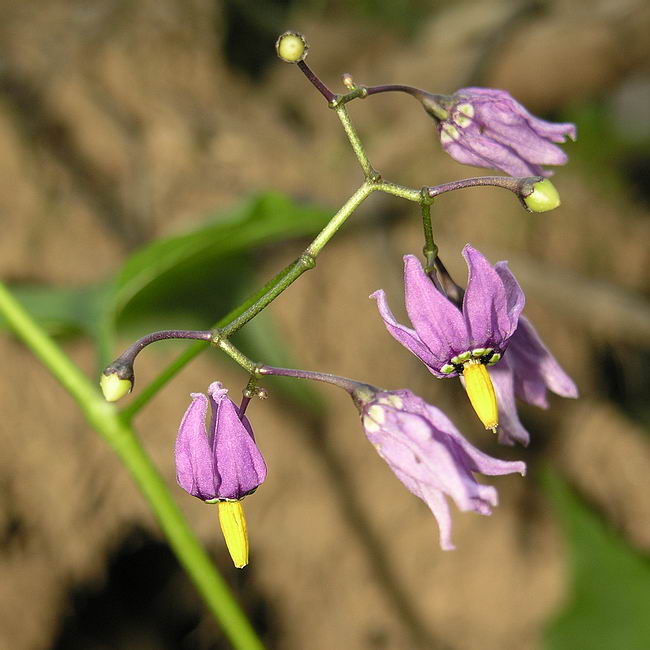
543, 470, 650, 650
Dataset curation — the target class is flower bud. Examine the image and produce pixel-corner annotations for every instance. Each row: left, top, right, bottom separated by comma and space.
523, 178, 561, 212
276, 31, 308, 63
100, 371, 133, 402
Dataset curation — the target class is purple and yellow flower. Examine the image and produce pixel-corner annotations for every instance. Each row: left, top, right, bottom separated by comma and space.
175, 381, 267, 568
372, 246, 525, 431
353, 386, 525, 550
422, 87, 576, 177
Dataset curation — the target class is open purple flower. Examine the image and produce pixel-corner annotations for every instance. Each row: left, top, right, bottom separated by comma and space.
175, 381, 267, 567
371, 246, 525, 431
427, 87, 576, 177
354, 386, 525, 550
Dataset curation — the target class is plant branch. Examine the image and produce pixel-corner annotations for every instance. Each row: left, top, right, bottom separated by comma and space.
0, 282, 264, 650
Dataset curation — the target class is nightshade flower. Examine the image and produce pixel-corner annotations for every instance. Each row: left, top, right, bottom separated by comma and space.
175, 381, 267, 568
371, 246, 525, 432
353, 386, 525, 550
422, 87, 576, 177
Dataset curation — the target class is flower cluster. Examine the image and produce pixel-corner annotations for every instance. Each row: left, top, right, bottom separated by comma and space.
100, 48, 578, 564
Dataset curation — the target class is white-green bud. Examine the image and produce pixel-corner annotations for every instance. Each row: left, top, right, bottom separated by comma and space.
276, 31, 308, 63
100, 372, 133, 402
524, 178, 561, 212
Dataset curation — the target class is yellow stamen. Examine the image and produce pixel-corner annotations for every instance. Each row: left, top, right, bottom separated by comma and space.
217, 500, 249, 568
462, 361, 498, 432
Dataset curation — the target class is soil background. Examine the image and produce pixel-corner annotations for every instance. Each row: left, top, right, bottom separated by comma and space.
1, 1, 650, 649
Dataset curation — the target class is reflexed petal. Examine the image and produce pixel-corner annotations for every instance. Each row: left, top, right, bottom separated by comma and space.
370, 289, 441, 372
484, 119, 569, 165
489, 363, 531, 447
211, 390, 268, 500
366, 409, 476, 511
411, 476, 456, 551
360, 389, 526, 549
403, 255, 469, 359
175, 392, 217, 500
494, 261, 526, 329
462, 246, 512, 347
507, 316, 578, 407
442, 134, 544, 177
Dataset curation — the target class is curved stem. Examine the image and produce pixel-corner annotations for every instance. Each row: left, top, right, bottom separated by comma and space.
297, 59, 336, 103
365, 83, 427, 99
427, 175, 542, 199
0, 282, 264, 650
259, 365, 365, 394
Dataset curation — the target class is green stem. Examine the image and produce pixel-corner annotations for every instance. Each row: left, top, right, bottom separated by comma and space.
124, 183, 374, 417
420, 196, 437, 275
305, 182, 374, 256
334, 105, 378, 180
374, 180, 421, 202
0, 282, 264, 650
215, 337, 258, 374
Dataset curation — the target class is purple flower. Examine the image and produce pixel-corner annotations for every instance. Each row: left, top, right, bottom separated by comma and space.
175, 381, 267, 500
371, 246, 525, 431
175, 381, 267, 568
432, 87, 576, 177
355, 387, 525, 550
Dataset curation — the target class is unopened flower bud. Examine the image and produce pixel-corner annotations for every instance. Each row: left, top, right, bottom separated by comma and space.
523, 178, 561, 212
100, 369, 133, 402
276, 31, 308, 63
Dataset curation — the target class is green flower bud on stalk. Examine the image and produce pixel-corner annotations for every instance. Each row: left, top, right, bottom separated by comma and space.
276, 31, 308, 63
523, 178, 561, 212
100, 371, 133, 402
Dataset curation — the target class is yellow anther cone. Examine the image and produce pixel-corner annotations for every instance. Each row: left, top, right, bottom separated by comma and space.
462, 362, 498, 432
217, 500, 249, 569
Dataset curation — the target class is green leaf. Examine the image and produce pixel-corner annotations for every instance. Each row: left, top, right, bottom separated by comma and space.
0, 283, 110, 338
542, 469, 650, 650
110, 192, 331, 321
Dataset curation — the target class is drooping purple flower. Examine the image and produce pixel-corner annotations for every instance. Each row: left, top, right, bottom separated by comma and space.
371, 246, 525, 430
175, 381, 267, 501
354, 386, 525, 550
430, 87, 576, 177
175, 381, 267, 568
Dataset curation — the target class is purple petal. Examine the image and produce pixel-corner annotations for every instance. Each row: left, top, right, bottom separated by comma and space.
460, 87, 576, 142
494, 261, 526, 331
507, 316, 579, 407
370, 290, 442, 373
210, 386, 267, 500
443, 130, 547, 177
398, 471, 455, 551
462, 246, 513, 348
489, 363, 531, 447
206, 381, 228, 445
403, 255, 469, 361
175, 392, 217, 500
399, 389, 526, 473
366, 409, 477, 512
473, 104, 570, 165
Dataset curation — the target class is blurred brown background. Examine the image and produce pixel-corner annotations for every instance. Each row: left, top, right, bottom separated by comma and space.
1, 0, 650, 648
